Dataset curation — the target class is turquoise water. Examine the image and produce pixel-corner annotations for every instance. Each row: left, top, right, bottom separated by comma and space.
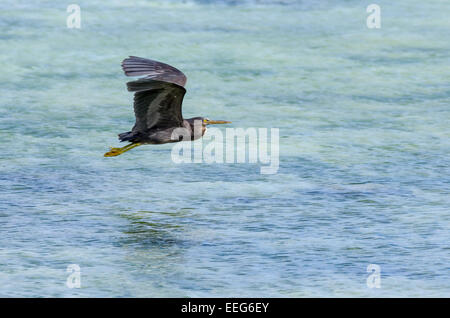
1, 0, 449, 297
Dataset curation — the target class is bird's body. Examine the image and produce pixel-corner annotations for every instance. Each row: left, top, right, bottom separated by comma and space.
104, 56, 230, 157
117, 117, 207, 144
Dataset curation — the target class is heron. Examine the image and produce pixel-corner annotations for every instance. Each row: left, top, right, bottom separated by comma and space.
104, 56, 231, 157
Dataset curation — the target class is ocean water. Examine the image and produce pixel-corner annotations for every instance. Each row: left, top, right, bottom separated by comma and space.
0, 0, 449, 297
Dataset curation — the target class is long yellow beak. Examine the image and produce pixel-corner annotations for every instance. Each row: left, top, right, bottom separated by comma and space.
205, 120, 232, 125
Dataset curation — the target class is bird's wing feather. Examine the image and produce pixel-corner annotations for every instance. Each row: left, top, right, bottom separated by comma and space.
127, 79, 186, 132
122, 56, 187, 87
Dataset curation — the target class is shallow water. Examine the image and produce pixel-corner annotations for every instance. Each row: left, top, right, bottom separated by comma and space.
0, 0, 449, 297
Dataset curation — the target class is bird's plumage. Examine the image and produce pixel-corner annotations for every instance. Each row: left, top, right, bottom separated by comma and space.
128, 79, 186, 131
118, 57, 188, 144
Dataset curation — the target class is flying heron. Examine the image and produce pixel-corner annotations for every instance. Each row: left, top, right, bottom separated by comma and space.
104, 56, 231, 157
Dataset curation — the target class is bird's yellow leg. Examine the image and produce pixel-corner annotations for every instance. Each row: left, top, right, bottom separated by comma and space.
104, 143, 142, 157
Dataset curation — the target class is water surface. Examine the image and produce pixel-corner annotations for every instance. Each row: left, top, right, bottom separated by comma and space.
0, 0, 449, 297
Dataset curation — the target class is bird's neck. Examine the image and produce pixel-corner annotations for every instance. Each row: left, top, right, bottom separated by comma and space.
184, 119, 206, 140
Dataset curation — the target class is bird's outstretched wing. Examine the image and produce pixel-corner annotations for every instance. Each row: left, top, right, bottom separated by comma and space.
122, 56, 188, 132
127, 79, 186, 131
122, 56, 187, 87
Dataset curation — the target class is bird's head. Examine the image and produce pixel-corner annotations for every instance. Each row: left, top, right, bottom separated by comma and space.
186, 117, 232, 140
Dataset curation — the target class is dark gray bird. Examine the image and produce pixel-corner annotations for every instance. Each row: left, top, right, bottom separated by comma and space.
104, 56, 231, 157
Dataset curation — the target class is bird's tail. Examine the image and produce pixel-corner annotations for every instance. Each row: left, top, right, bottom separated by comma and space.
118, 131, 134, 142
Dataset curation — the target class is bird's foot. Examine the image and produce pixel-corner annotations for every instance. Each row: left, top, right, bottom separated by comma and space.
104, 147, 124, 157
103, 143, 141, 157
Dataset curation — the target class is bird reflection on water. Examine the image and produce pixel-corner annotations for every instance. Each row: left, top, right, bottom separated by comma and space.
119, 210, 189, 248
